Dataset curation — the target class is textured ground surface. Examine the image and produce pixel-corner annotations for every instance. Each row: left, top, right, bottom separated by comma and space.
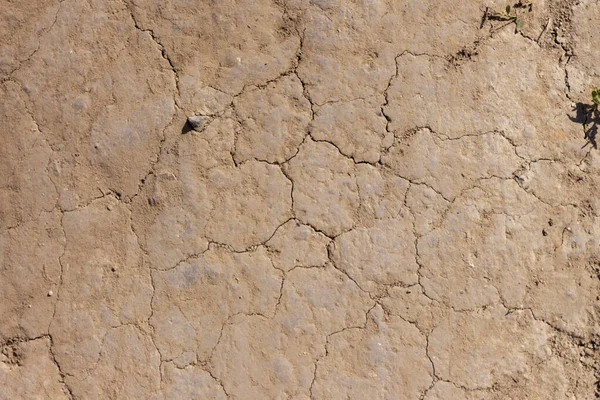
2, 0, 600, 398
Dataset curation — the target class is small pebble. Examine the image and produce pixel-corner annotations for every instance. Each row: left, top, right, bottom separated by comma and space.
187, 115, 211, 132
47, 290, 53, 297
157, 171, 176, 181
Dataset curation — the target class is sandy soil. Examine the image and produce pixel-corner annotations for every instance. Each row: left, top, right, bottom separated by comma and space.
2, 0, 600, 398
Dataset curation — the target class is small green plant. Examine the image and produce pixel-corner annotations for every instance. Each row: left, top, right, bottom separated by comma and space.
582, 88, 600, 148
485, 1, 532, 33
489, 5, 516, 21
592, 88, 600, 110
582, 88, 600, 114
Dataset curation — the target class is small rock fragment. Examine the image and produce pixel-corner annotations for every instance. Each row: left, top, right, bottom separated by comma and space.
47, 290, 53, 297
187, 115, 211, 132
157, 171, 176, 181
148, 195, 160, 206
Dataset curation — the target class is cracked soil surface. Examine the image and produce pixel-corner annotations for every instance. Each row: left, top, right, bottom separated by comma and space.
2, 0, 600, 399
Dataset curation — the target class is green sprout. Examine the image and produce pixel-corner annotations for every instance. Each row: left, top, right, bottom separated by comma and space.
583, 88, 600, 148
584, 87, 600, 114
488, 5, 516, 21
485, 2, 532, 33
592, 88, 600, 110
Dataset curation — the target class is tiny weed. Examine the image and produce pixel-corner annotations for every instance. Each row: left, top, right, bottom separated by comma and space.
582, 88, 600, 114
578, 87, 600, 148
484, 1, 533, 33
592, 88, 600, 110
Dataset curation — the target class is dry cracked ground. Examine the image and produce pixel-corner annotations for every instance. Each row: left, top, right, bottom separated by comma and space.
3, 0, 600, 399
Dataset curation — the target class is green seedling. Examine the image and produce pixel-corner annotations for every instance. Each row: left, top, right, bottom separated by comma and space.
579, 87, 600, 114
592, 88, 600, 110
580, 87, 600, 116
485, 2, 532, 33
488, 5, 516, 21
582, 88, 600, 148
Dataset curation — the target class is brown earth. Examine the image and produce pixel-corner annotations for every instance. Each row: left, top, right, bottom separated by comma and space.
2, 0, 600, 398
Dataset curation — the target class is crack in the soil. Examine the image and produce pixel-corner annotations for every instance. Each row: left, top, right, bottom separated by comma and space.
122, 1, 181, 108
44, 213, 74, 400
1, 0, 65, 84
3, 0, 598, 397
326, 240, 370, 296
0, 333, 73, 399
308, 303, 378, 399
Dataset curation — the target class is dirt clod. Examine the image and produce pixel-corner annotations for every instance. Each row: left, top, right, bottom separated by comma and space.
187, 115, 211, 132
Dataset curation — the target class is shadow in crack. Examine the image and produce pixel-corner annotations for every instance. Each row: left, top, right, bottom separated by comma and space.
569, 102, 599, 149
